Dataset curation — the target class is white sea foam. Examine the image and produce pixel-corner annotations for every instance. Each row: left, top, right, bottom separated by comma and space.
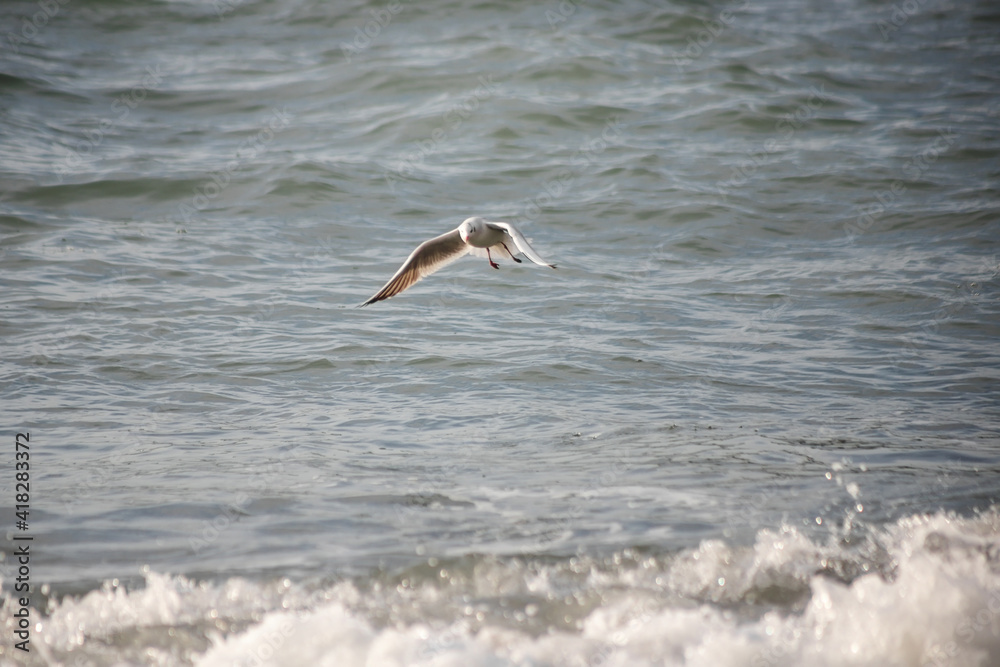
5, 509, 998, 667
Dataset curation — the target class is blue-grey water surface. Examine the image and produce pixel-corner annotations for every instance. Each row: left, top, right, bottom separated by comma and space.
2, 0, 1000, 665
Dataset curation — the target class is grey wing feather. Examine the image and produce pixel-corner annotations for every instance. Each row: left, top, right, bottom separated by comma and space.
361, 229, 469, 305
487, 221, 556, 268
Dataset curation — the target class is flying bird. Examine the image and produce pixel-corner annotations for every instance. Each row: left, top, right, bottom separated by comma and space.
361, 217, 556, 306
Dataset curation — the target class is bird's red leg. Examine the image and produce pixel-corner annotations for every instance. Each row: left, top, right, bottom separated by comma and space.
487, 248, 500, 269
501, 242, 522, 263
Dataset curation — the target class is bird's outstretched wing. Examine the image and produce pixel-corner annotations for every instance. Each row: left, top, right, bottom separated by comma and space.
361, 229, 469, 306
486, 221, 556, 268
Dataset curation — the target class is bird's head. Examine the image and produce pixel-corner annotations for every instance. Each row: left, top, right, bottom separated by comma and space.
459, 216, 484, 244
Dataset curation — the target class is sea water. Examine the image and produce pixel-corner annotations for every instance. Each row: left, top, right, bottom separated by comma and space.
1, 0, 999, 665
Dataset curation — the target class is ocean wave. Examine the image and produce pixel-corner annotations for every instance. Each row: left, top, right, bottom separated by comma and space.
5, 508, 997, 666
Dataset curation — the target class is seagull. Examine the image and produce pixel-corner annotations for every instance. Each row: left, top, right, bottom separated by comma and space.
361, 216, 556, 306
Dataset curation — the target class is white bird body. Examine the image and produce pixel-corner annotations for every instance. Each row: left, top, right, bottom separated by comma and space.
361, 217, 556, 306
